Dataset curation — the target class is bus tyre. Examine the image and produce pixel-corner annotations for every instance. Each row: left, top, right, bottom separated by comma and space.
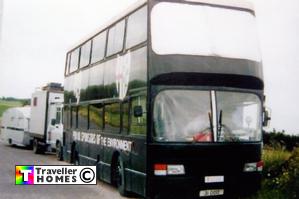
74, 152, 79, 165
115, 157, 129, 196
56, 141, 63, 161
71, 149, 79, 165
33, 139, 44, 154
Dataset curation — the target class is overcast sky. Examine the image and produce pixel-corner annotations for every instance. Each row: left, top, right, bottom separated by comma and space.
0, 0, 298, 134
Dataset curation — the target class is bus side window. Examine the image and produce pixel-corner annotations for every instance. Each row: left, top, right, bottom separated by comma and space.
107, 20, 125, 56
126, 5, 147, 49
63, 106, 70, 129
91, 31, 107, 64
122, 101, 130, 134
104, 103, 121, 133
65, 53, 71, 76
79, 40, 91, 68
71, 106, 78, 129
130, 96, 146, 135
89, 103, 104, 130
69, 48, 80, 73
78, 105, 88, 130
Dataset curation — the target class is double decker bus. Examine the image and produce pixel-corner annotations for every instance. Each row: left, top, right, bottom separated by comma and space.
63, 0, 269, 198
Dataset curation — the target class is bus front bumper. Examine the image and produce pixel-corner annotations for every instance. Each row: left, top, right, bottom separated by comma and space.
147, 172, 261, 198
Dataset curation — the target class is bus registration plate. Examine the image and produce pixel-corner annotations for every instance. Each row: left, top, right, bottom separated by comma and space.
199, 189, 224, 197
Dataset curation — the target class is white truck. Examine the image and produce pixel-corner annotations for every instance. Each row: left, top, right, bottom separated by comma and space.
28, 83, 64, 160
0, 107, 31, 147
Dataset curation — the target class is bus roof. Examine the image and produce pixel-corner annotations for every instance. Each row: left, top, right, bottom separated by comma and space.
185, 0, 254, 11
67, 0, 254, 52
67, 0, 147, 52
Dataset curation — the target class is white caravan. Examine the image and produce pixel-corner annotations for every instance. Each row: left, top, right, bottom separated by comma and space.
28, 83, 64, 159
1, 107, 31, 147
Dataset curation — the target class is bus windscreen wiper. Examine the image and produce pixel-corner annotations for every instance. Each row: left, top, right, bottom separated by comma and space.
208, 112, 214, 137
218, 110, 223, 140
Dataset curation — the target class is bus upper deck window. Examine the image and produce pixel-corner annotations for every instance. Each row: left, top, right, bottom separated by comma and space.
126, 5, 147, 49
80, 41, 91, 68
91, 31, 107, 63
107, 20, 125, 56
69, 48, 80, 73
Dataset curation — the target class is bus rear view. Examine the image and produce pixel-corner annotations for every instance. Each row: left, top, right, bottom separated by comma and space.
148, 0, 264, 198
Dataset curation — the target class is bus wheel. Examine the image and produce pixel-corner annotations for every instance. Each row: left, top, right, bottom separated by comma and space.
115, 157, 129, 196
33, 139, 44, 154
71, 149, 79, 165
56, 141, 63, 161
74, 151, 79, 165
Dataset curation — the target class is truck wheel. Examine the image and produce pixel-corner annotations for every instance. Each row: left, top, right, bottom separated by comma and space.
33, 139, 44, 154
56, 142, 63, 161
115, 157, 129, 196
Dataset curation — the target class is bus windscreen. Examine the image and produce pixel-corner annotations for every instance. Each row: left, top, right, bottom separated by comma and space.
153, 90, 262, 142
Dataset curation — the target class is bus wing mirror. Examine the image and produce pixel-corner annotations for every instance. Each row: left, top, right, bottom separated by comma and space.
263, 107, 271, 127
51, 119, 56, 126
134, 106, 143, 117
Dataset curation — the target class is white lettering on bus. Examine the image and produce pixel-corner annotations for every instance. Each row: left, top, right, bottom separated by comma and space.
72, 131, 133, 152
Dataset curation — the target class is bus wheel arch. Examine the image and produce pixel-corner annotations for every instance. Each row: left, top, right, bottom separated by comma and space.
111, 152, 129, 196
111, 151, 120, 186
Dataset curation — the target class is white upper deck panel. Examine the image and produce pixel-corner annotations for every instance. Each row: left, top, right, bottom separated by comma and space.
151, 1, 261, 62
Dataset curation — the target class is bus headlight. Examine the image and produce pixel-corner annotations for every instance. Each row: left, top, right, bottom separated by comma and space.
244, 161, 264, 172
154, 164, 185, 176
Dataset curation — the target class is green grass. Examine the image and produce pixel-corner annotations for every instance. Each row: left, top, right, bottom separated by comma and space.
0, 100, 22, 118
263, 145, 291, 173
247, 146, 299, 199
